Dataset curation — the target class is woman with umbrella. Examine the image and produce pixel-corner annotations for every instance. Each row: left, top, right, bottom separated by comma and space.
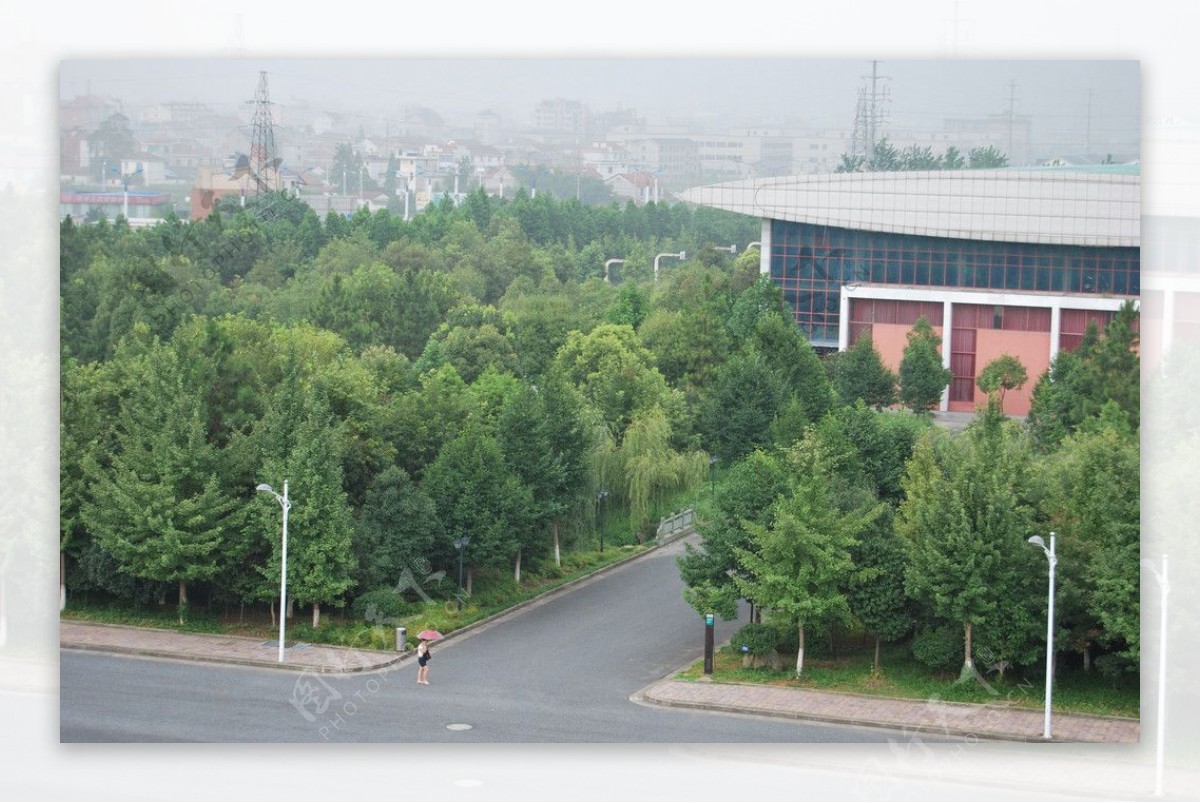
416, 629, 442, 685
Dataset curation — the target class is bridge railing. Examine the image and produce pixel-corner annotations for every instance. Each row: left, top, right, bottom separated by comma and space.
656, 508, 695, 542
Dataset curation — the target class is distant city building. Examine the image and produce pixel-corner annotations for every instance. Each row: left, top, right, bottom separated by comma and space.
532, 98, 586, 138
59, 128, 91, 179
607, 171, 661, 205
60, 190, 172, 224
60, 95, 122, 131
474, 110, 503, 145
682, 167, 1140, 415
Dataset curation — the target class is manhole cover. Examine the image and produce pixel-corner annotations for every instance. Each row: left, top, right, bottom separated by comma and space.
446, 723, 473, 731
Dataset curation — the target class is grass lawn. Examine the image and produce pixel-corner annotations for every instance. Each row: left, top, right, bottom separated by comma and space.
675, 643, 1139, 719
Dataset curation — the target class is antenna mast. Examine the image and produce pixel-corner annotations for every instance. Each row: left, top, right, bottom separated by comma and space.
248, 71, 278, 195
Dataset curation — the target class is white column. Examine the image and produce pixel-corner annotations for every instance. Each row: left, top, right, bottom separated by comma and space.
1049, 303, 1063, 363
839, 291, 852, 351
759, 218, 771, 275
940, 300, 953, 412
1162, 289, 1176, 364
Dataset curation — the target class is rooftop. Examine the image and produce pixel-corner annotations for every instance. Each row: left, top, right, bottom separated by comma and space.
679, 168, 1140, 248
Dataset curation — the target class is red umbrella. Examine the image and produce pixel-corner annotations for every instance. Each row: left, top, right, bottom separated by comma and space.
417, 629, 444, 641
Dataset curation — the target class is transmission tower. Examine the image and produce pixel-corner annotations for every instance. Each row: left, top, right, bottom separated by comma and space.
849, 60, 890, 162
246, 71, 279, 195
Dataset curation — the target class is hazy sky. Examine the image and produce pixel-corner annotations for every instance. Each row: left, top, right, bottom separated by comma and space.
60, 58, 1140, 141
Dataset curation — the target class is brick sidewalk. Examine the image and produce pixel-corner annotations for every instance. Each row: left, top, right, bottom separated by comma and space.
61, 621, 402, 674
640, 679, 1139, 743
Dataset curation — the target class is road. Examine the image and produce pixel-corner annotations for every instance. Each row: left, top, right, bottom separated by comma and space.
62, 539, 920, 743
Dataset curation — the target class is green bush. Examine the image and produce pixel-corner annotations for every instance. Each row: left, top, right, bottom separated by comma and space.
910, 624, 963, 671
732, 622, 783, 657
350, 589, 415, 624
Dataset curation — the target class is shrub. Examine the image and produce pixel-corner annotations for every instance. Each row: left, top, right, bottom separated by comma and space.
910, 624, 963, 671
732, 622, 783, 657
350, 589, 415, 624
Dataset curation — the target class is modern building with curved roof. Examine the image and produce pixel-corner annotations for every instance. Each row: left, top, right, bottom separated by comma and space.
680, 167, 1140, 415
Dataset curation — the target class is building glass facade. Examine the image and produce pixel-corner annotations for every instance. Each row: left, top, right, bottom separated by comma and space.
770, 220, 1141, 346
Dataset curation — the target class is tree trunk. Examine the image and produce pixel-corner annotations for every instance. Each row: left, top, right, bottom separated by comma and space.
795, 623, 806, 677
269, 598, 275, 628
466, 568, 473, 597
874, 636, 882, 673
177, 579, 188, 624
1083, 643, 1091, 673
553, 518, 561, 567
514, 548, 522, 585
287, 597, 294, 619
312, 601, 320, 629
60, 552, 67, 612
963, 620, 975, 670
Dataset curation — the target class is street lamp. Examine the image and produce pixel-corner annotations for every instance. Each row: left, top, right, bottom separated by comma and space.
1028, 532, 1058, 740
596, 488, 609, 553
713, 244, 737, 255
454, 536, 470, 610
653, 251, 686, 283
604, 258, 625, 283
256, 481, 291, 664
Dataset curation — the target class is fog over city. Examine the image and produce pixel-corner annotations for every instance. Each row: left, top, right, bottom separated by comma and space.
61, 58, 1140, 155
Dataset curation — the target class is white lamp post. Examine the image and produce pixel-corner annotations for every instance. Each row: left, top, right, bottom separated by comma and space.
1028, 532, 1057, 740
653, 251, 686, 283
604, 258, 625, 282
256, 481, 291, 664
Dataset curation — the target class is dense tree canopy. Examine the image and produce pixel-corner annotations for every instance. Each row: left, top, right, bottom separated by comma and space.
61, 188, 1137, 693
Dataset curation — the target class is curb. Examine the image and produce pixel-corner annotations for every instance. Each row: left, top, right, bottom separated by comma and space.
636, 679, 1138, 744
60, 640, 404, 674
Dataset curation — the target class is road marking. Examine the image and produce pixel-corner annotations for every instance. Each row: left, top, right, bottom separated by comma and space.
446, 723, 473, 731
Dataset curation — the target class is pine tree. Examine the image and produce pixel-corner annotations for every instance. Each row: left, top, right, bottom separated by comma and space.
898, 316, 952, 412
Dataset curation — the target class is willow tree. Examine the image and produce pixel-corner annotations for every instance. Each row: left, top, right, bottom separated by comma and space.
591, 406, 707, 539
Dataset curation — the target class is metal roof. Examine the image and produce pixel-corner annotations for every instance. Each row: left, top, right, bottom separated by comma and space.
678, 169, 1140, 248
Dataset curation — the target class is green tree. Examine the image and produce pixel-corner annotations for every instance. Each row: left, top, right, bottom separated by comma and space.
554, 323, 672, 440
976, 353, 1028, 412
252, 351, 357, 628
733, 436, 873, 676
1039, 411, 1140, 666
846, 510, 912, 671
898, 316, 952, 412
699, 351, 787, 464
747, 313, 834, 423
897, 403, 1042, 679
834, 335, 897, 408
81, 337, 238, 623
497, 376, 590, 568
353, 465, 442, 593
1027, 301, 1139, 449
422, 421, 532, 584
968, 146, 1009, 168
678, 450, 790, 621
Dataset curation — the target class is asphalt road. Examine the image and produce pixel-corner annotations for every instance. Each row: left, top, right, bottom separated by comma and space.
61, 539, 924, 744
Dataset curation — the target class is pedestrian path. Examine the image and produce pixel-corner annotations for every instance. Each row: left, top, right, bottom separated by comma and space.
61, 621, 401, 674
639, 678, 1138, 743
